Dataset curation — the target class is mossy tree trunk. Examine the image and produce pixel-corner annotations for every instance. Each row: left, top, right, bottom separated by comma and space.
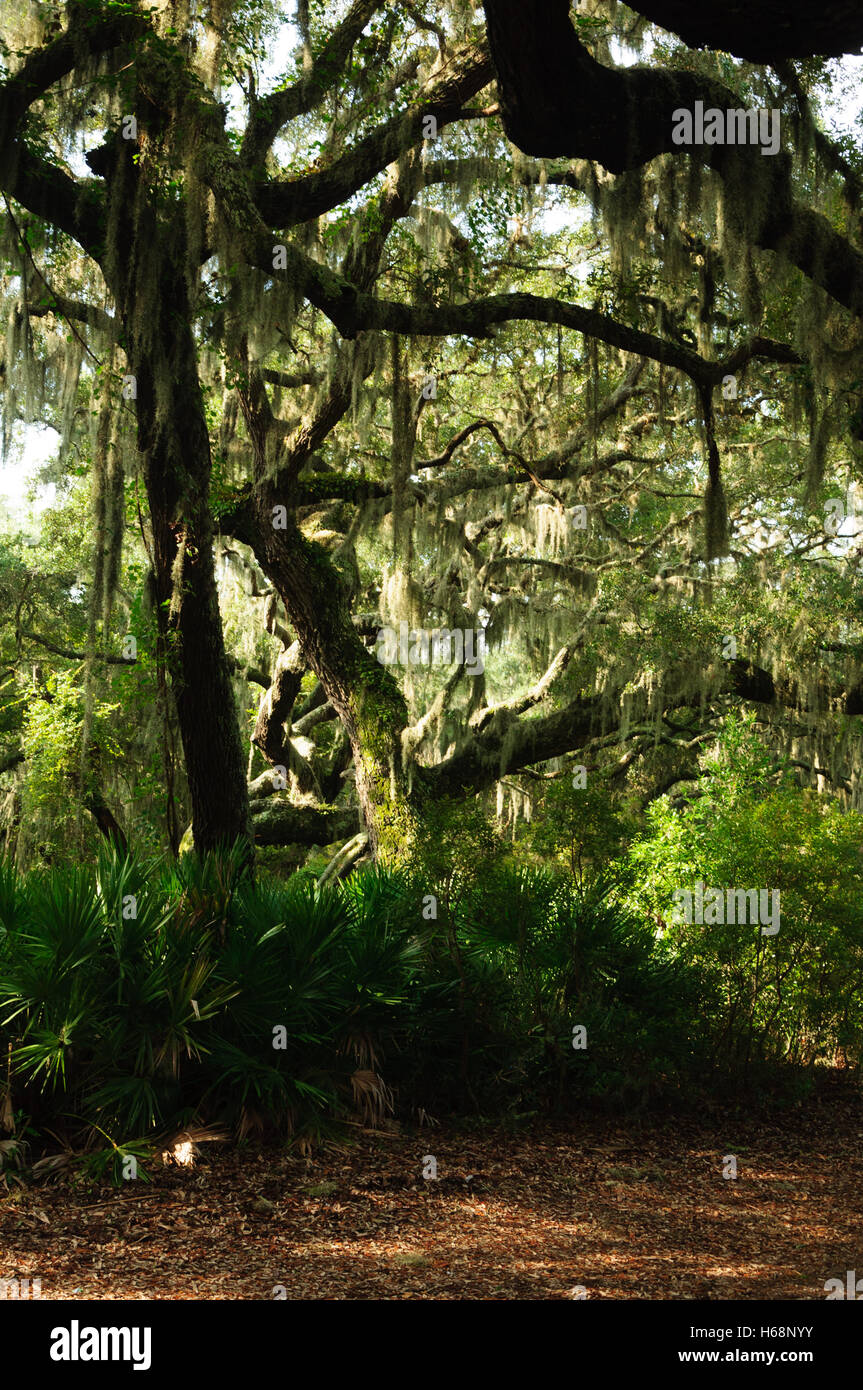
107, 174, 251, 856
137, 319, 252, 857
250, 487, 415, 859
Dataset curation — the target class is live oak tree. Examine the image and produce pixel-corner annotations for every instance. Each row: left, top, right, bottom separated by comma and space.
1, 0, 862, 865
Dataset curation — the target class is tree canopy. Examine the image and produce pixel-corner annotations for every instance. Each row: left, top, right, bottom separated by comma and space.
1, 0, 862, 872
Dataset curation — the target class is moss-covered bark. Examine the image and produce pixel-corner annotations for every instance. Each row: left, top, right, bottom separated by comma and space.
249, 490, 416, 859
104, 147, 251, 856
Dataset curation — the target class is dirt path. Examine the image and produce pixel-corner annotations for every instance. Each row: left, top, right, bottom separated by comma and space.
3, 1094, 861, 1299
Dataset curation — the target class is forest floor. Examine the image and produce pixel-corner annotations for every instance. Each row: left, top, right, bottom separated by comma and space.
2, 1088, 861, 1300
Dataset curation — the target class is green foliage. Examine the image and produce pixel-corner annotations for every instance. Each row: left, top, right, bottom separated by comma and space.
4, 791, 863, 1171
0, 837, 702, 1160
626, 713, 863, 1079
0, 846, 421, 1155
524, 777, 635, 885
389, 861, 704, 1114
17, 670, 122, 861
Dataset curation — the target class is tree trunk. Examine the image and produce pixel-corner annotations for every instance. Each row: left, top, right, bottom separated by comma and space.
135, 305, 251, 855
107, 169, 251, 855
251, 491, 415, 859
